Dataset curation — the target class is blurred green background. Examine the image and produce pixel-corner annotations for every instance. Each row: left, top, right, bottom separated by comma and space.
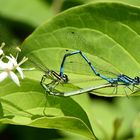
1, 0, 140, 140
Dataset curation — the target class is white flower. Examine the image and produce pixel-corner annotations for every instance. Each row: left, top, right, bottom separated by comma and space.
0, 54, 28, 86
6, 54, 28, 79
0, 50, 3, 56
0, 42, 5, 56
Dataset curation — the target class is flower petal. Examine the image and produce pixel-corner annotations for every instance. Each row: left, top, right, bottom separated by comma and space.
6, 55, 17, 66
0, 49, 3, 56
17, 67, 24, 79
9, 71, 20, 86
0, 60, 5, 69
7, 60, 14, 70
0, 59, 7, 70
0, 72, 8, 82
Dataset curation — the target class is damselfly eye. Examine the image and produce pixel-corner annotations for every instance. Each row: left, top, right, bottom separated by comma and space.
63, 74, 69, 82
135, 76, 140, 82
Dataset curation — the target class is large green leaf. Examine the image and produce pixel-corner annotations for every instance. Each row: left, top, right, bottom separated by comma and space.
133, 113, 140, 140
22, 2, 140, 96
89, 0, 140, 7
91, 97, 140, 140
0, 78, 96, 139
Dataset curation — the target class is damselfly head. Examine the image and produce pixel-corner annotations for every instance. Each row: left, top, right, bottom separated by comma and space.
134, 76, 140, 83
62, 74, 69, 82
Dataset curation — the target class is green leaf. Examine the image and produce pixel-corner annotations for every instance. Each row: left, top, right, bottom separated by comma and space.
0, 0, 53, 27
0, 78, 96, 139
20, 2, 140, 138
89, 0, 140, 7
133, 113, 140, 140
22, 2, 140, 96
91, 97, 140, 139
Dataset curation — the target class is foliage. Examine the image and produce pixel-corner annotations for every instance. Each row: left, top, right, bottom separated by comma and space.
0, 0, 140, 139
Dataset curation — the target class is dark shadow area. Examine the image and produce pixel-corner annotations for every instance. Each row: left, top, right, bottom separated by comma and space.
0, 125, 63, 140
89, 92, 115, 103
0, 16, 35, 42
62, 0, 83, 11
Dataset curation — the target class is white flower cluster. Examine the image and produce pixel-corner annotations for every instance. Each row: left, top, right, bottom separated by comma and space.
0, 42, 28, 86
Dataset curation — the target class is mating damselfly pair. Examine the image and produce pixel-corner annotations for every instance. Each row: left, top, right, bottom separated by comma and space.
29, 49, 140, 97
26, 29, 140, 97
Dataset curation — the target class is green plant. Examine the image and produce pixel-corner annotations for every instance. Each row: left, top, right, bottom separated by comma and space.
0, 1, 140, 140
